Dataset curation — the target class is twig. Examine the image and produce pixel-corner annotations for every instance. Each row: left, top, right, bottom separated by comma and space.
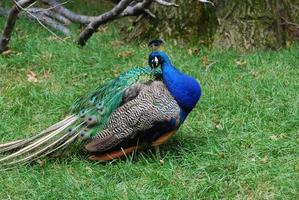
0, 7, 71, 31
154, 0, 178, 7
41, 0, 96, 24
14, 0, 65, 39
120, 0, 154, 17
198, 0, 215, 7
280, 16, 299, 27
41, 0, 70, 12
223, 2, 236, 21
0, 0, 37, 53
77, 0, 134, 46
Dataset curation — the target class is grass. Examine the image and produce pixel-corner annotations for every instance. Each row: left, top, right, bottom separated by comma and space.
0, 15, 299, 199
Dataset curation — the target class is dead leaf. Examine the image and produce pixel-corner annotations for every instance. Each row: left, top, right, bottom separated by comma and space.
36, 159, 45, 167
270, 134, 278, 141
251, 70, 260, 79
159, 159, 165, 165
41, 70, 51, 79
118, 50, 134, 58
113, 69, 119, 77
215, 123, 224, 130
96, 26, 108, 33
111, 40, 125, 48
235, 59, 247, 66
27, 70, 38, 83
270, 134, 285, 141
201, 55, 215, 71
260, 156, 268, 164
1, 49, 13, 56
201, 56, 209, 67
85, 166, 93, 173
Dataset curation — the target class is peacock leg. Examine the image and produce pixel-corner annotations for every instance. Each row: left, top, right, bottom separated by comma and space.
155, 145, 161, 160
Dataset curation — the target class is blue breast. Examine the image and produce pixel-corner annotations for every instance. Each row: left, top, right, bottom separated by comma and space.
158, 52, 202, 121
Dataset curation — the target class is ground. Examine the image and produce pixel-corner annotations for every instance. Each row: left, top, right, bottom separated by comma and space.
0, 16, 298, 199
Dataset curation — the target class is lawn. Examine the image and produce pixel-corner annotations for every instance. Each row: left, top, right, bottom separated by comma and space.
0, 15, 299, 199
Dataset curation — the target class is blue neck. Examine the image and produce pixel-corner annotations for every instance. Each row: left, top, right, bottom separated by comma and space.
161, 57, 201, 120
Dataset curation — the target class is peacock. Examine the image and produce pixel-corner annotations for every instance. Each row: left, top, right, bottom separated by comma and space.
0, 40, 201, 169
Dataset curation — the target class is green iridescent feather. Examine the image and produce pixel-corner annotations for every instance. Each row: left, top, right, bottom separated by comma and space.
69, 66, 162, 136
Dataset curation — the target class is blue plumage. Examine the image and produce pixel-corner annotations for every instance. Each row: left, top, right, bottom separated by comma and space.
148, 51, 201, 122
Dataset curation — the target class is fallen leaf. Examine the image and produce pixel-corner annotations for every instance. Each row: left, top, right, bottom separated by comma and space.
27, 70, 38, 83
118, 50, 134, 58
251, 70, 260, 79
235, 59, 247, 66
201, 56, 209, 67
159, 159, 165, 165
215, 123, 224, 130
270, 134, 278, 141
96, 26, 108, 33
111, 40, 125, 48
36, 159, 45, 167
260, 156, 268, 164
85, 166, 93, 173
1, 49, 14, 56
41, 70, 51, 79
113, 69, 119, 77
270, 134, 285, 141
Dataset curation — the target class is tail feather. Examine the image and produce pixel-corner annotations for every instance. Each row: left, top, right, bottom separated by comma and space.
0, 115, 86, 168
2, 133, 71, 167
0, 116, 77, 162
0, 140, 25, 149
0, 115, 76, 154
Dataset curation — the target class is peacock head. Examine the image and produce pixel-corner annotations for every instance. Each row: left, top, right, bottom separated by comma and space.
148, 51, 172, 69
148, 39, 171, 69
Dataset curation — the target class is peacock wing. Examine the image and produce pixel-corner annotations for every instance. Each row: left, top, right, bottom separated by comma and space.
85, 81, 181, 154
69, 67, 162, 136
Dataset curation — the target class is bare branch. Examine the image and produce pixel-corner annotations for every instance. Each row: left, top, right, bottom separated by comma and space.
0, 0, 36, 53
77, 0, 134, 46
26, 7, 71, 24
280, 16, 299, 28
30, 11, 71, 35
14, 1, 66, 39
41, 0, 97, 24
120, 0, 154, 17
198, 0, 214, 6
144, 9, 156, 18
0, 7, 70, 34
0, 0, 178, 51
154, 0, 178, 7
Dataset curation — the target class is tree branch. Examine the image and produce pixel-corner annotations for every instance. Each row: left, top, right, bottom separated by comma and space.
0, 7, 70, 35
154, 0, 178, 7
41, 0, 97, 24
77, 0, 134, 46
0, 0, 178, 51
120, 0, 154, 17
0, 0, 37, 53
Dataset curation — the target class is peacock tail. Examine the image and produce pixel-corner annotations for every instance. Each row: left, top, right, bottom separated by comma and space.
0, 66, 162, 169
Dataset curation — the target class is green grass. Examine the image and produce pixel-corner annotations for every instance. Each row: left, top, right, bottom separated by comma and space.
0, 16, 299, 199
